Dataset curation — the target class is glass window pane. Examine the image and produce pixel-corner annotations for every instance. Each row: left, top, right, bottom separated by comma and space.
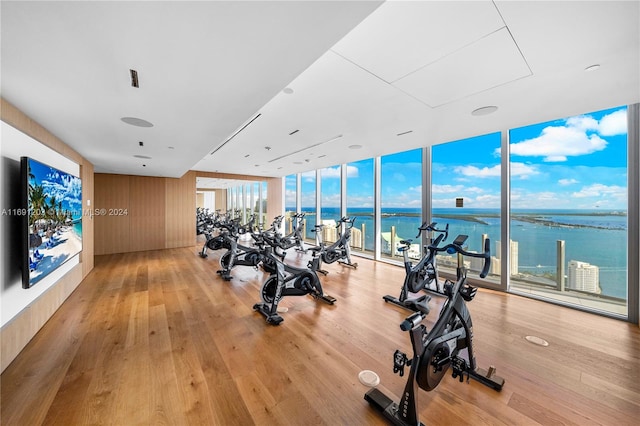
432, 133, 501, 280
320, 166, 341, 243
380, 148, 422, 261
509, 106, 628, 317
261, 181, 267, 229
346, 158, 374, 256
284, 174, 297, 234
300, 171, 317, 242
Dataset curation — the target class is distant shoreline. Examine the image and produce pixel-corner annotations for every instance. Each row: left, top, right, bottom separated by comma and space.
298, 209, 627, 230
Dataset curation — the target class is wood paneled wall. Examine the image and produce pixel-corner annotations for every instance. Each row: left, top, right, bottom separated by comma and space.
94, 174, 131, 254
94, 171, 196, 255
0, 98, 94, 372
166, 171, 196, 249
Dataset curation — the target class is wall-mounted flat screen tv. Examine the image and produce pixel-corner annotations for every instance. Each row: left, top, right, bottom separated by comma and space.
21, 157, 83, 288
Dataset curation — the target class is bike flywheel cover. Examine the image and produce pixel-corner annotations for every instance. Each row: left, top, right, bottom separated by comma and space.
416, 342, 450, 391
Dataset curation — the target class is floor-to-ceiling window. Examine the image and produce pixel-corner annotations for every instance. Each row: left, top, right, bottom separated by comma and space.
509, 106, 628, 316
432, 133, 502, 279
300, 171, 317, 242
380, 148, 422, 261
260, 181, 267, 228
284, 174, 297, 234
320, 166, 341, 242
346, 158, 374, 256
279, 103, 636, 322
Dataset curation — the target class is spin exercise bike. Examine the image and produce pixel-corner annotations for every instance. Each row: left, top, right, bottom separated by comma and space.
279, 212, 307, 253
383, 222, 449, 313
308, 216, 358, 275
365, 234, 504, 426
253, 248, 336, 325
217, 232, 277, 280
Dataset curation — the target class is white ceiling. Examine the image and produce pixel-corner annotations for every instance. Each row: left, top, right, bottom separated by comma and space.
2, 1, 639, 180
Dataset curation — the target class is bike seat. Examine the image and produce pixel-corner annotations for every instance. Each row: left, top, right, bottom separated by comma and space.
399, 239, 413, 245
405, 294, 431, 315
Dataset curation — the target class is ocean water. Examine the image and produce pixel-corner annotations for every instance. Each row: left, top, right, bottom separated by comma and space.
295, 207, 627, 299
73, 221, 83, 240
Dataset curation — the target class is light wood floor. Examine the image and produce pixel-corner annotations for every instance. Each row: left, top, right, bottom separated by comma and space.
2, 244, 639, 425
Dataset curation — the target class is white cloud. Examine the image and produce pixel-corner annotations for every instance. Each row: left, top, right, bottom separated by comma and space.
509, 125, 607, 161
321, 166, 341, 178
566, 115, 598, 132
510, 162, 540, 179
454, 164, 500, 177
432, 184, 464, 194
598, 109, 627, 136
505, 109, 625, 161
558, 178, 578, 186
571, 183, 626, 199
319, 165, 359, 178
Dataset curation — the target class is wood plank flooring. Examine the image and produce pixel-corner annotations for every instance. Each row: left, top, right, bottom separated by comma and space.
2, 243, 639, 425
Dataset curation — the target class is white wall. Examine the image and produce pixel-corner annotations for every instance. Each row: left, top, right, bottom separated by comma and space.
1, 121, 80, 327
203, 191, 216, 211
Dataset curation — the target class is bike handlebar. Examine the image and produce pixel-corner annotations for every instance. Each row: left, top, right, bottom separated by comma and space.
429, 236, 491, 278
337, 216, 355, 228
415, 221, 449, 240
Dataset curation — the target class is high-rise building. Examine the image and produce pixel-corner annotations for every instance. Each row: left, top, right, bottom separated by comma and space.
567, 260, 600, 293
495, 239, 519, 276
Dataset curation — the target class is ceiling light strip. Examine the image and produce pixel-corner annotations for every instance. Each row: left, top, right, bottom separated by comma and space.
210, 113, 262, 155
397, 130, 413, 136
268, 135, 342, 163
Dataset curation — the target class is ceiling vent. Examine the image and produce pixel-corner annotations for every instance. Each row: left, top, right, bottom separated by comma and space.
130, 69, 139, 88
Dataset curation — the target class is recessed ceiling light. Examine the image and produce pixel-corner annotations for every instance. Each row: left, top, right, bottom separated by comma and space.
121, 117, 154, 127
293, 161, 303, 164
471, 106, 498, 116
349, 144, 362, 149
283, 87, 294, 94
585, 64, 600, 72
134, 155, 152, 159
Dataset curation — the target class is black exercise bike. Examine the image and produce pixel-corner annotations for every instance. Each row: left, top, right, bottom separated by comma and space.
253, 248, 336, 325
308, 216, 358, 275
280, 212, 307, 253
216, 231, 279, 280
365, 234, 504, 426
383, 222, 449, 313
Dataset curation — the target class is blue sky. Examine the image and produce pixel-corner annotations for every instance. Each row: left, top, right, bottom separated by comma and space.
287, 105, 628, 211
29, 159, 83, 218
